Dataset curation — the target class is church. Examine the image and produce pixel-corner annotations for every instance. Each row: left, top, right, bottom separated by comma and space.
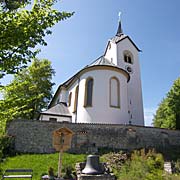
39, 19, 144, 126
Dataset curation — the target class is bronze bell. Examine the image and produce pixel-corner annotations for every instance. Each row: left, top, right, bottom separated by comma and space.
82, 155, 103, 175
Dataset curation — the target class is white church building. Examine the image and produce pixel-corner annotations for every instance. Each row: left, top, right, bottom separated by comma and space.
39, 20, 144, 126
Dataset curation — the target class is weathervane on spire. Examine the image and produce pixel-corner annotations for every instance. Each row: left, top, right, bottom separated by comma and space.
118, 11, 122, 22
116, 11, 123, 36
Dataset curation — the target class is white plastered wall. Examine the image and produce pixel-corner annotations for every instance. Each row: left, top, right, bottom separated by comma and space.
104, 38, 144, 125
104, 42, 117, 64
39, 114, 71, 122
117, 38, 144, 125
67, 79, 79, 123
68, 68, 129, 124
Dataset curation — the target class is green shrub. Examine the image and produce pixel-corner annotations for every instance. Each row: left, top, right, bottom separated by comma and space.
62, 165, 74, 179
174, 159, 180, 174
171, 159, 180, 174
0, 135, 15, 161
48, 167, 55, 179
101, 151, 128, 173
104, 149, 165, 180
121, 149, 164, 180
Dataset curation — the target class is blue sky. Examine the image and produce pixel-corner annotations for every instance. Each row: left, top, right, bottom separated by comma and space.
2, 0, 180, 126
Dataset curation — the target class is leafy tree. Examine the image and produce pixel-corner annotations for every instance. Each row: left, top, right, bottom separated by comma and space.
0, 58, 55, 134
153, 77, 180, 130
0, 0, 29, 11
153, 98, 176, 129
167, 78, 180, 129
0, 0, 73, 80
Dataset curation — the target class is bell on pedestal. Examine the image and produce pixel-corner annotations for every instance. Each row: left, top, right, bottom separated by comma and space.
82, 155, 103, 175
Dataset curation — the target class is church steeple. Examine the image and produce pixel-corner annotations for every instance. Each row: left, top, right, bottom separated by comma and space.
116, 21, 123, 36
116, 12, 123, 36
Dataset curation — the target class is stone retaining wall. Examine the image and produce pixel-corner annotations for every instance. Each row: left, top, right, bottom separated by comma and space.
6, 120, 180, 158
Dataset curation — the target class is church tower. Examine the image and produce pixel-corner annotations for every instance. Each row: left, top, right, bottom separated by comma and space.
104, 18, 144, 126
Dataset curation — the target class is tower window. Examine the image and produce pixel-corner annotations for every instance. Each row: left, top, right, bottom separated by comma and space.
109, 77, 120, 108
124, 55, 132, 63
123, 50, 133, 64
84, 77, 93, 107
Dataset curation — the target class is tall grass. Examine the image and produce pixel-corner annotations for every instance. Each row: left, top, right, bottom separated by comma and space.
1, 153, 86, 179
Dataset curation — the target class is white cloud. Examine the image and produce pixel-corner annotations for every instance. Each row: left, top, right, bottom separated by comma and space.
144, 108, 157, 127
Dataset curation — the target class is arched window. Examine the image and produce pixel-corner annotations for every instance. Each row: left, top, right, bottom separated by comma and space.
73, 86, 79, 112
110, 77, 120, 108
123, 50, 133, 64
68, 92, 72, 107
84, 78, 93, 107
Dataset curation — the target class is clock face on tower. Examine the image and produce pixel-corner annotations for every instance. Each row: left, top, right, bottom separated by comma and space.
126, 65, 133, 74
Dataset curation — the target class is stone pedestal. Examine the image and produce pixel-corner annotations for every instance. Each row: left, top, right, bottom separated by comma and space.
77, 174, 116, 180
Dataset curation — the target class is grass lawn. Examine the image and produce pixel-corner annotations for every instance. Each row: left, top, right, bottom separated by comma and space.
1, 153, 86, 179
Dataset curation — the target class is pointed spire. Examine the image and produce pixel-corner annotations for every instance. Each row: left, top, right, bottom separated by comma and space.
116, 12, 123, 36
